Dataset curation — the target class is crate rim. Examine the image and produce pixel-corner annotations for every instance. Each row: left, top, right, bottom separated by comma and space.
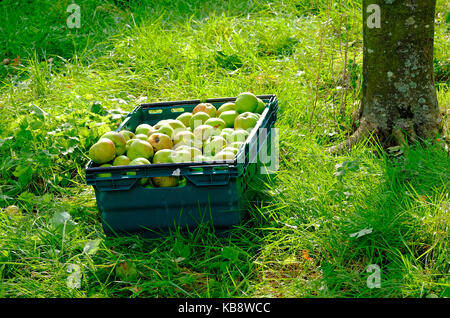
85, 159, 236, 173
138, 94, 277, 109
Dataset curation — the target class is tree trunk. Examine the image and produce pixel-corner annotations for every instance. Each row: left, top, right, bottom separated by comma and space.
329, 0, 443, 153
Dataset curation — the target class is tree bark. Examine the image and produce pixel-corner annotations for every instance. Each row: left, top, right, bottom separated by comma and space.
329, 0, 443, 153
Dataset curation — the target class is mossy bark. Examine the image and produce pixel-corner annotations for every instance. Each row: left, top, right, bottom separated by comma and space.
361, 0, 441, 143
329, 0, 442, 153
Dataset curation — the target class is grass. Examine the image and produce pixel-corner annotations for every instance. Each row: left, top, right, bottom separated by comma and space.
0, 0, 449, 298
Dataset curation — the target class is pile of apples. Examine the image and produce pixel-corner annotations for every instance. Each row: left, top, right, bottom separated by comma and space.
88, 92, 266, 187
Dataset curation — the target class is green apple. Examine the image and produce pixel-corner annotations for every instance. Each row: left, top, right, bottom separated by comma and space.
235, 92, 258, 114
255, 97, 266, 114
152, 124, 175, 139
175, 145, 202, 159
222, 146, 239, 155
101, 131, 127, 156
129, 157, 151, 166
140, 177, 149, 186
193, 155, 212, 162
193, 124, 218, 142
220, 128, 235, 143
204, 117, 226, 130
152, 176, 179, 188
221, 128, 235, 134
128, 157, 151, 185
98, 164, 112, 178
178, 177, 187, 187
153, 119, 168, 126
163, 119, 186, 136
189, 111, 210, 130
173, 130, 195, 145
164, 119, 186, 130
126, 138, 138, 150
89, 138, 116, 164
230, 141, 245, 150
119, 130, 135, 142
231, 129, 249, 143
174, 138, 203, 150
126, 139, 154, 161
176, 112, 193, 127
152, 119, 168, 128
216, 102, 235, 116
144, 181, 155, 189
147, 132, 173, 152
4, 205, 21, 217
219, 110, 238, 128
152, 149, 175, 164
203, 136, 227, 156
135, 124, 154, 136
214, 151, 236, 161
113, 155, 131, 166
187, 146, 203, 159
192, 103, 216, 117
135, 134, 150, 141
234, 112, 259, 131
170, 149, 193, 163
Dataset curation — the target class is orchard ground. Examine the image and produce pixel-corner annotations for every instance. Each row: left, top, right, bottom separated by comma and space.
0, 0, 449, 298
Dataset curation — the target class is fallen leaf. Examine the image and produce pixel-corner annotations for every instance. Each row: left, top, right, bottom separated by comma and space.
11, 55, 20, 66
302, 250, 313, 261
83, 239, 102, 255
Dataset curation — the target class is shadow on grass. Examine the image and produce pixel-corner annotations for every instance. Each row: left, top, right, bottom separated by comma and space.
320, 141, 449, 297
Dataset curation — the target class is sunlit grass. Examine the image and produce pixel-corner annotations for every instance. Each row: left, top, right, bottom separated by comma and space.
0, 0, 448, 298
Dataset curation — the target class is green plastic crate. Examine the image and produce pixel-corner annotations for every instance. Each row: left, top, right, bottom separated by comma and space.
85, 94, 278, 237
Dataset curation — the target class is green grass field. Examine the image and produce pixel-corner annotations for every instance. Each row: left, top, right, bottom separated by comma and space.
0, 0, 448, 298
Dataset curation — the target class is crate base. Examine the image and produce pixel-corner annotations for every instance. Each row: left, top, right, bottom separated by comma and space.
101, 222, 236, 239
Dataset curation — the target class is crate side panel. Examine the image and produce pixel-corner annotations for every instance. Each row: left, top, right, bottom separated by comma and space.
94, 180, 246, 235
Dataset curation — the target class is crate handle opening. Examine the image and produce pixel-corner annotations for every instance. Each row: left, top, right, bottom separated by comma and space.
97, 173, 113, 178
189, 167, 204, 173
144, 176, 187, 189
213, 166, 229, 172
148, 109, 163, 114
